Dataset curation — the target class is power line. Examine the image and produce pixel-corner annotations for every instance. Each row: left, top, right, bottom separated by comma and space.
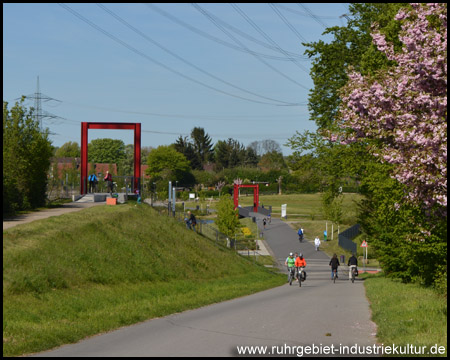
96, 3, 305, 107
229, 3, 309, 74
145, 3, 308, 61
275, 4, 341, 20
62, 99, 307, 120
191, 3, 309, 90
268, 3, 308, 43
296, 3, 329, 29
58, 3, 304, 107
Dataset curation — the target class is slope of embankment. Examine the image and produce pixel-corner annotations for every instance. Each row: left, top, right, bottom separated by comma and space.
3, 203, 284, 356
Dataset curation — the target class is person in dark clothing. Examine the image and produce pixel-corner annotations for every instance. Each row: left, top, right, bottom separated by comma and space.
188, 211, 197, 232
329, 253, 340, 280
348, 254, 358, 280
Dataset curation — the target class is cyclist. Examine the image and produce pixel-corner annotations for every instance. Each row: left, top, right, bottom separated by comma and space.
295, 252, 307, 281
329, 253, 340, 280
298, 228, 304, 242
284, 252, 296, 282
348, 253, 358, 280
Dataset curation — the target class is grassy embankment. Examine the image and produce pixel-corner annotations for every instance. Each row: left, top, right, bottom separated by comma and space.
3, 203, 285, 357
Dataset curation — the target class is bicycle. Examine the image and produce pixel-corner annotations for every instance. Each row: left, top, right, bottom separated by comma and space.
332, 268, 338, 283
298, 233, 303, 243
288, 267, 296, 286
297, 266, 305, 287
351, 266, 358, 283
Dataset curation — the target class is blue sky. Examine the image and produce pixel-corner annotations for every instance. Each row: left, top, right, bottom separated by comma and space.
3, 3, 349, 155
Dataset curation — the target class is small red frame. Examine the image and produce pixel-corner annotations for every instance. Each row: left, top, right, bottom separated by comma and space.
233, 184, 259, 212
80, 122, 141, 195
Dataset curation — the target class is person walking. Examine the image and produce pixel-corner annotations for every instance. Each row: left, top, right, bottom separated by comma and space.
104, 171, 113, 196
314, 236, 321, 251
88, 173, 98, 193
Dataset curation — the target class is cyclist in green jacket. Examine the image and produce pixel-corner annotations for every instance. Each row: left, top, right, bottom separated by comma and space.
285, 252, 296, 282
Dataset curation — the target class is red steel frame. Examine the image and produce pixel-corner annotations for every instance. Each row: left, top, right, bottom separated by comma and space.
233, 184, 259, 212
80, 122, 141, 195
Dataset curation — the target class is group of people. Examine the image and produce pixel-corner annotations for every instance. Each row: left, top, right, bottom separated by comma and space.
329, 253, 358, 280
284, 252, 307, 283
285, 251, 359, 282
87, 171, 114, 195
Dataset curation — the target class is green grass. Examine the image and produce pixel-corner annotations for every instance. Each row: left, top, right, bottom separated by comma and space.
238, 193, 362, 223
3, 203, 285, 357
363, 274, 447, 357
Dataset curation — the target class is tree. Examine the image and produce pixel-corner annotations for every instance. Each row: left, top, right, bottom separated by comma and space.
3, 99, 54, 214
215, 194, 240, 238
335, 3, 447, 289
190, 127, 214, 167
244, 146, 259, 167
258, 150, 287, 171
214, 138, 246, 169
303, 3, 406, 130
174, 135, 202, 170
145, 145, 192, 186
337, 3, 447, 216
54, 141, 80, 158
88, 138, 126, 165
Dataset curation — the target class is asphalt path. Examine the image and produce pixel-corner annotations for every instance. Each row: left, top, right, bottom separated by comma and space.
31, 212, 378, 357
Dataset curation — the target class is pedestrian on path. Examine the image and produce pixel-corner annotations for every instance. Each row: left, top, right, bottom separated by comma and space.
314, 236, 321, 251
104, 171, 113, 196
88, 173, 98, 193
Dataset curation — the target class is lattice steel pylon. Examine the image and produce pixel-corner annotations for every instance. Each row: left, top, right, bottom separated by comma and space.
22, 76, 62, 130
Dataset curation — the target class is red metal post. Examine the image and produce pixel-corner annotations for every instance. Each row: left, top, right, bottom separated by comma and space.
233, 184, 239, 209
134, 123, 141, 193
81, 122, 88, 194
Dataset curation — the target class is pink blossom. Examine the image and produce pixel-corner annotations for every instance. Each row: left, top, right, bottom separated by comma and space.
336, 3, 447, 214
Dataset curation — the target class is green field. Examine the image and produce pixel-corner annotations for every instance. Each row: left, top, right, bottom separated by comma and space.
3, 203, 285, 357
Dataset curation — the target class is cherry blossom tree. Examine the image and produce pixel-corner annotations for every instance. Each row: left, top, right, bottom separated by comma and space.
337, 3, 447, 215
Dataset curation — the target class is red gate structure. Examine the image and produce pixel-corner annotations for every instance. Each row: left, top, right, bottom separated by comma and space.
80, 122, 141, 195
233, 184, 259, 212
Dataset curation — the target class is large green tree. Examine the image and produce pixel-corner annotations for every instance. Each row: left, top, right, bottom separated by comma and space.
88, 138, 126, 164
145, 145, 193, 186
214, 138, 247, 170
191, 127, 214, 166
3, 99, 54, 214
174, 135, 202, 170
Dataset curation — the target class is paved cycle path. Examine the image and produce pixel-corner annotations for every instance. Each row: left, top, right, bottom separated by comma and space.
31, 212, 378, 357
3, 201, 104, 231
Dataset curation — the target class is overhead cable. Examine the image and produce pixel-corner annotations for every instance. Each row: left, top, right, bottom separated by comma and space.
145, 3, 308, 61
97, 3, 305, 106
191, 3, 309, 90
58, 3, 304, 106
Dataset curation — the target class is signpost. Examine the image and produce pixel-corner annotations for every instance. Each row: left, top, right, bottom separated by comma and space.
360, 240, 368, 272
